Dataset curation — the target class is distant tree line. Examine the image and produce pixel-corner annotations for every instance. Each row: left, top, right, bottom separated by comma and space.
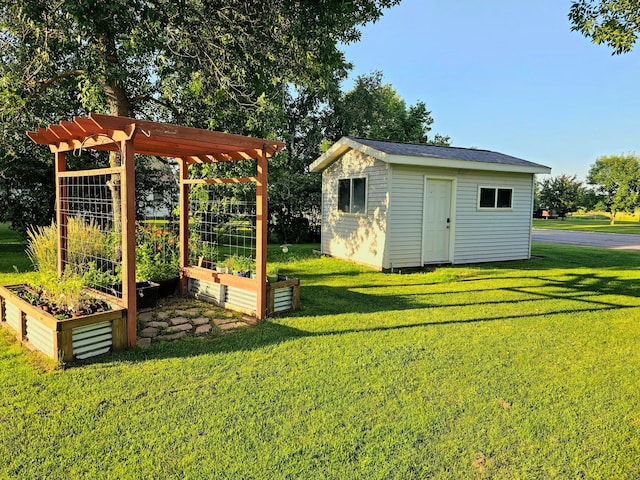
536, 154, 640, 224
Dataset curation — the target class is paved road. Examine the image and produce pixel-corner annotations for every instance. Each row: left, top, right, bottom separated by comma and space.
532, 228, 640, 252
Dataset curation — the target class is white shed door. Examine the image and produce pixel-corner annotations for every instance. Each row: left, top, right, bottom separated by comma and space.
422, 178, 452, 263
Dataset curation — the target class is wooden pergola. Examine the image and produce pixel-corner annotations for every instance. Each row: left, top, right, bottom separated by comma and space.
27, 113, 284, 347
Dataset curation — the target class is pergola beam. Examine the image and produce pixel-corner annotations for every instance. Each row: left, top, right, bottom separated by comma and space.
28, 113, 283, 160
182, 177, 258, 185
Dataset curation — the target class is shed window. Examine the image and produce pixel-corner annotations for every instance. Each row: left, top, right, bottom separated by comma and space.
478, 187, 513, 209
338, 177, 367, 214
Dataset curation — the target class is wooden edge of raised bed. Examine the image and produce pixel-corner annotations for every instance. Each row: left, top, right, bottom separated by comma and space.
183, 266, 260, 291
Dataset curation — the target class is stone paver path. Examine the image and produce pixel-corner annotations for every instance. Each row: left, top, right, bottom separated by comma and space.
136, 296, 252, 347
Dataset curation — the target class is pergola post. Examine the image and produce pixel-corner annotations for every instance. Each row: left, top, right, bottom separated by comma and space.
179, 158, 189, 295
255, 149, 268, 320
55, 152, 68, 276
120, 137, 137, 347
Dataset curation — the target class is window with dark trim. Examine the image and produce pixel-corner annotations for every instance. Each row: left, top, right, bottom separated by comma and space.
478, 186, 513, 209
338, 177, 367, 214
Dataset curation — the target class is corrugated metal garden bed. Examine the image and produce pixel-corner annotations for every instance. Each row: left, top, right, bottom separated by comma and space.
0, 284, 127, 363
187, 274, 300, 317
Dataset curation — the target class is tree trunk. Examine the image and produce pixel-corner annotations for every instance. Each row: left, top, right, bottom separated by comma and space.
105, 81, 133, 118
610, 211, 616, 225
104, 80, 133, 262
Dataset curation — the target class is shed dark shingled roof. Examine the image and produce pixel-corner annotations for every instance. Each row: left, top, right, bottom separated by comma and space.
349, 137, 547, 169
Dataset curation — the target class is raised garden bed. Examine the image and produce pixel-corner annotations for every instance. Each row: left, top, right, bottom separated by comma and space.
0, 284, 127, 363
186, 269, 300, 317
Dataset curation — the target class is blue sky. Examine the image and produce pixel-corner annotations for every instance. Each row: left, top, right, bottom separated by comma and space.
339, 0, 640, 181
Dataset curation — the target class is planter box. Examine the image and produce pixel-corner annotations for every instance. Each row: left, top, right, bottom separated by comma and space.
186, 271, 300, 317
135, 281, 159, 309
103, 281, 160, 310
0, 284, 127, 363
267, 277, 300, 315
188, 278, 224, 304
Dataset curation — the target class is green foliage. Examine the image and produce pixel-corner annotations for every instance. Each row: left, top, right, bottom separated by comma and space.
267, 85, 327, 243
533, 215, 640, 233
0, 113, 58, 233
32, 270, 85, 313
569, 0, 640, 54
135, 223, 179, 281
83, 261, 121, 290
24, 216, 119, 295
25, 222, 58, 274
587, 153, 640, 224
16, 269, 111, 317
324, 71, 450, 145
536, 174, 587, 217
230, 255, 256, 275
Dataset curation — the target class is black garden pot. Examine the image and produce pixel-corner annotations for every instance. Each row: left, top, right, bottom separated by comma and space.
155, 277, 179, 298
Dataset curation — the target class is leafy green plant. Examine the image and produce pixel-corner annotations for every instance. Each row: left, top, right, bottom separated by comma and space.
83, 261, 121, 290
266, 264, 279, 282
136, 223, 180, 281
188, 228, 219, 267
30, 269, 102, 315
224, 255, 255, 276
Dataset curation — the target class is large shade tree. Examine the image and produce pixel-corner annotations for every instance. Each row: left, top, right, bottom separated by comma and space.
324, 71, 450, 145
0, 0, 400, 231
587, 153, 640, 224
1, 1, 401, 120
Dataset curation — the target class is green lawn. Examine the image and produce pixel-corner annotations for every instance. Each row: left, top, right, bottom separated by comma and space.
0, 223, 36, 287
1, 233, 640, 478
533, 217, 640, 234
0, 223, 32, 273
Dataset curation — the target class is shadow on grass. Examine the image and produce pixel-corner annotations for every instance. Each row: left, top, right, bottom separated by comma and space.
85, 298, 637, 368
78, 267, 640, 367
9, 241, 637, 368
296, 270, 638, 317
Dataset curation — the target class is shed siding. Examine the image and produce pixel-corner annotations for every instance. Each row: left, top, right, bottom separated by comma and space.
321, 151, 389, 269
387, 165, 534, 267
387, 165, 457, 268
453, 171, 534, 263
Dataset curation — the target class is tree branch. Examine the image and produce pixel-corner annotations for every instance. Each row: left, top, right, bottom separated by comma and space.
28, 69, 86, 103
130, 94, 182, 121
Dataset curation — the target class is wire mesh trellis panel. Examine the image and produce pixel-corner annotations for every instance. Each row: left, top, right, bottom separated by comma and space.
188, 183, 257, 270
135, 217, 180, 299
58, 172, 123, 298
135, 164, 180, 292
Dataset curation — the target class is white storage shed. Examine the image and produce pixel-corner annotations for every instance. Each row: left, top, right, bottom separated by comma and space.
310, 137, 551, 269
